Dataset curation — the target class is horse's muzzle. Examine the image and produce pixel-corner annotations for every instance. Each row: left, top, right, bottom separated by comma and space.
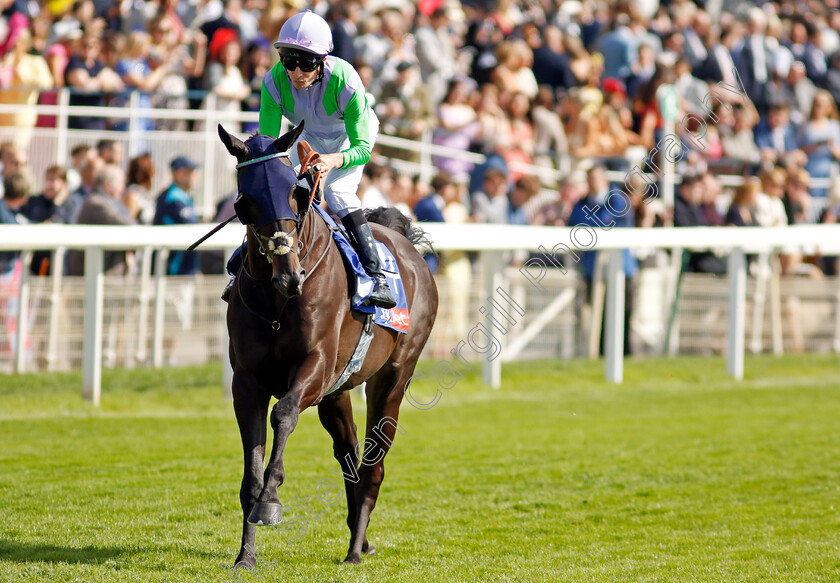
272, 270, 305, 298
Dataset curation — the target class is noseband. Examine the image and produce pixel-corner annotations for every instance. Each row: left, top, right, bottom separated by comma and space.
249, 221, 303, 264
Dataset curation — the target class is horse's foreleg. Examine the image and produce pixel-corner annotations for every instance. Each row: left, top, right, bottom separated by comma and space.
317, 392, 362, 544
251, 358, 325, 525
343, 374, 406, 564
248, 395, 300, 526
232, 374, 270, 568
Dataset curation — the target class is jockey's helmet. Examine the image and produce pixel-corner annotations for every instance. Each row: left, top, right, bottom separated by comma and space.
274, 11, 333, 57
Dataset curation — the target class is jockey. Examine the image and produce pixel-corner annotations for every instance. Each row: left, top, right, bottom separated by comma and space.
223, 10, 396, 309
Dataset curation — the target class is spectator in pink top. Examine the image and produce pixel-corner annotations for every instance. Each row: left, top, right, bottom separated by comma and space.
504, 92, 534, 182
45, 27, 81, 88
432, 77, 480, 178
0, 0, 29, 57
0, 28, 53, 147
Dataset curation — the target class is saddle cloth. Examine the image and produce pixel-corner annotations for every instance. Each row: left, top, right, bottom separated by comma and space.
313, 206, 409, 334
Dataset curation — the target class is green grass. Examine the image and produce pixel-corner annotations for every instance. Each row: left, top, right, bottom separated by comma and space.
1, 355, 840, 582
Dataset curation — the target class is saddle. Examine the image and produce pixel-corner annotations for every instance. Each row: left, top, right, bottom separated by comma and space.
313, 205, 410, 335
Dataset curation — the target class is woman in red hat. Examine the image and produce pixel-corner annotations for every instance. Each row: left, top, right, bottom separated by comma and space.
203, 28, 251, 131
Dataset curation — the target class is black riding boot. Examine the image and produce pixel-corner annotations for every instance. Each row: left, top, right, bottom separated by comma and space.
341, 210, 397, 309
221, 247, 243, 303
221, 278, 234, 303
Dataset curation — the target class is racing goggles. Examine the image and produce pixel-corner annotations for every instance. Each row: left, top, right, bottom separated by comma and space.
280, 52, 322, 73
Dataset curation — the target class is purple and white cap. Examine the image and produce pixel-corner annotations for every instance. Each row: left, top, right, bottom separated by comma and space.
273, 11, 333, 57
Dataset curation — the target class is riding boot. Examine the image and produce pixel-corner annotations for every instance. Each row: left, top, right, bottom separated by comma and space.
221, 278, 234, 303
221, 245, 243, 303
340, 210, 397, 309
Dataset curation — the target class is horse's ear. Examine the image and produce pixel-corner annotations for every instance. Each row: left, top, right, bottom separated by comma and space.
273, 121, 305, 154
233, 194, 261, 225
218, 124, 249, 162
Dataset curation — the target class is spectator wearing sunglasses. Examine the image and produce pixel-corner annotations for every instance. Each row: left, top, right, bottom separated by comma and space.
254, 9, 395, 309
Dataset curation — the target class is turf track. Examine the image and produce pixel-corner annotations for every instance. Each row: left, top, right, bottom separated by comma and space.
1, 355, 839, 583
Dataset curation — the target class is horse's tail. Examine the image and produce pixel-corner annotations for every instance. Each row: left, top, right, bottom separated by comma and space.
365, 207, 437, 255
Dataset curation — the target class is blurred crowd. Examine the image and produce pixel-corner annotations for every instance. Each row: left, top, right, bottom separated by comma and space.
4, 0, 840, 349
0, 138, 208, 277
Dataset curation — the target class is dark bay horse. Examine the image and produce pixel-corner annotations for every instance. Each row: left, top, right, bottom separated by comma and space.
218, 123, 438, 567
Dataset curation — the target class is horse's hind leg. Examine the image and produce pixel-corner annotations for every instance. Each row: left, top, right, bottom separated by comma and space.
232, 374, 271, 568
317, 392, 374, 552
343, 367, 411, 564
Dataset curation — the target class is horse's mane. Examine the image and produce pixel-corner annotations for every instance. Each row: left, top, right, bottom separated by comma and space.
364, 207, 437, 256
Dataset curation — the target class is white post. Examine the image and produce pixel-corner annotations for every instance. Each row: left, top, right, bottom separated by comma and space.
661, 134, 676, 210
666, 248, 682, 356
201, 94, 217, 219
727, 248, 746, 380
657, 84, 678, 210
750, 251, 770, 354
46, 247, 65, 371
604, 249, 625, 383
56, 88, 70, 164
480, 251, 503, 388
127, 90, 141, 158
136, 247, 153, 365
83, 249, 105, 405
769, 254, 783, 356
152, 250, 169, 368
588, 252, 607, 358
14, 251, 33, 373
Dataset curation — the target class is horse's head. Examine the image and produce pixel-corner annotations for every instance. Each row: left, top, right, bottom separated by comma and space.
219, 122, 313, 298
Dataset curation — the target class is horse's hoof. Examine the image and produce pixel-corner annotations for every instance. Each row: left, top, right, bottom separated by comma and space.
362, 541, 376, 556
247, 503, 283, 526
233, 554, 255, 570
342, 554, 362, 565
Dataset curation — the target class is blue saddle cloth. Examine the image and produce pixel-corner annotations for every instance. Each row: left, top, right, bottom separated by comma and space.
313, 206, 409, 334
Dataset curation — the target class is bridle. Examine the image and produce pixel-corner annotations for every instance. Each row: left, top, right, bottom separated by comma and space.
236, 206, 335, 331
234, 141, 333, 330
236, 141, 325, 266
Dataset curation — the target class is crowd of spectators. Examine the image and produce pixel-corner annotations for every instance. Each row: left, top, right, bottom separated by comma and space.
4, 0, 840, 354
1, 1, 838, 202
0, 139, 201, 278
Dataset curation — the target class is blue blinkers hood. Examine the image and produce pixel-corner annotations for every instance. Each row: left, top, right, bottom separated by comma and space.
235, 135, 302, 228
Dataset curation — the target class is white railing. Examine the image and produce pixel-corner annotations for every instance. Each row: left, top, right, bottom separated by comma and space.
3, 222, 840, 404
